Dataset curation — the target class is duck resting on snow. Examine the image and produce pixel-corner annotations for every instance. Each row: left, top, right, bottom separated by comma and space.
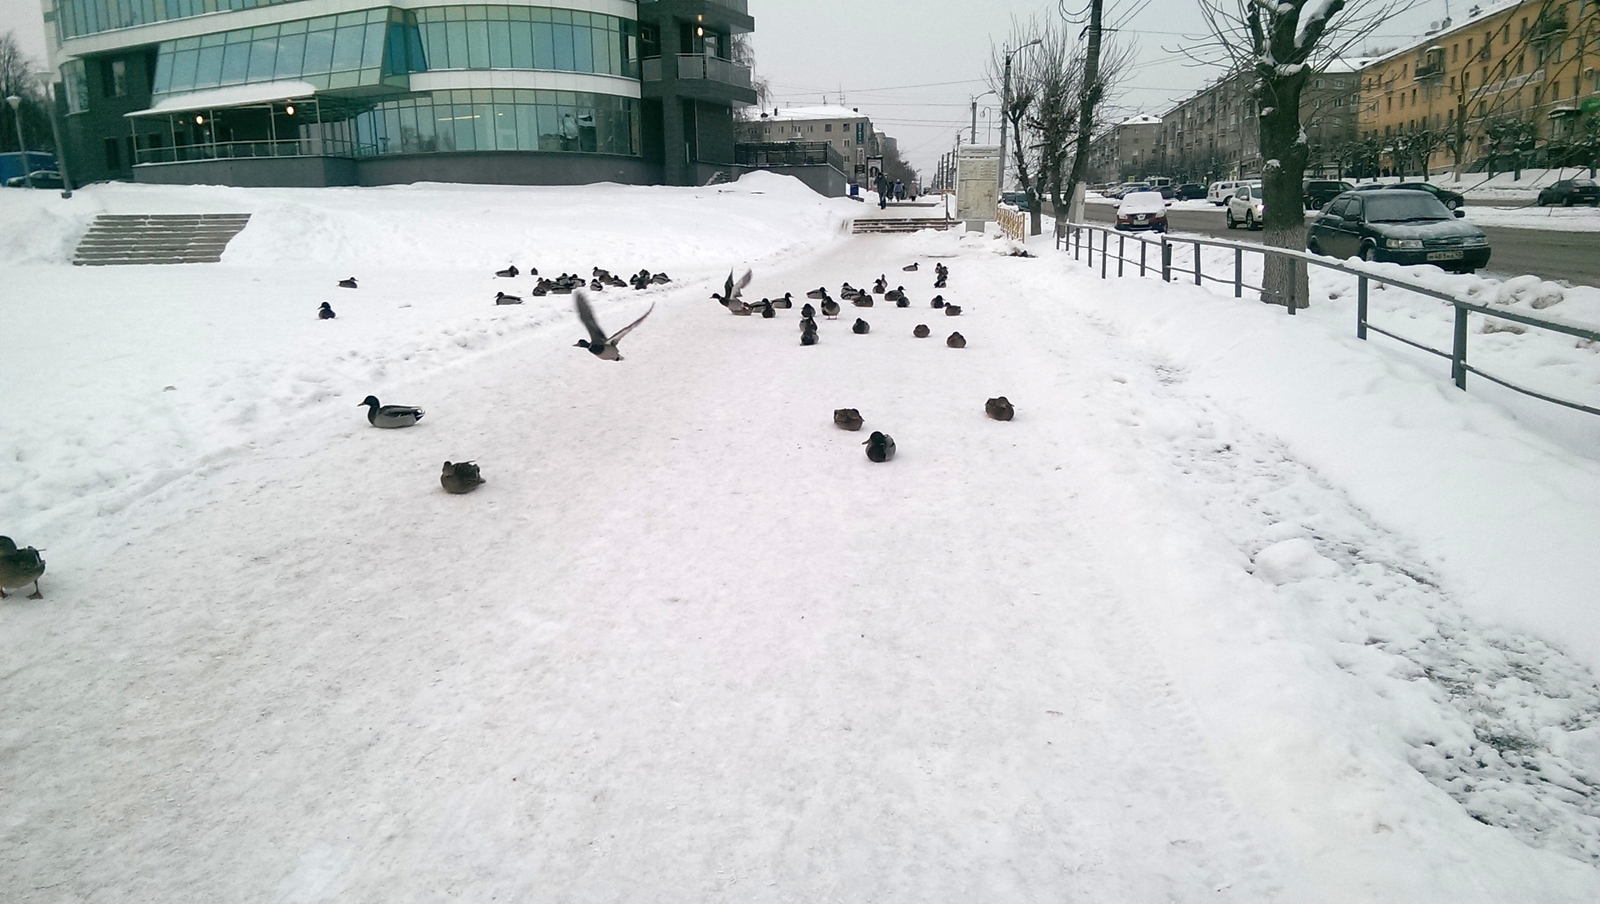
0, 536, 46, 600
440, 460, 486, 494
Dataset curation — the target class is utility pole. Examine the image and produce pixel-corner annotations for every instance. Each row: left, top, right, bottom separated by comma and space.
997, 41, 1040, 199
1063, 0, 1104, 227
972, 98, 978, 143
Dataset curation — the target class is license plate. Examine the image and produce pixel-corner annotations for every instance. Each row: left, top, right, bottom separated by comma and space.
1426, 250, 1464, 261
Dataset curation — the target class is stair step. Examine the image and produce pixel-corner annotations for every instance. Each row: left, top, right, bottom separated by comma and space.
72, 213, 251, 266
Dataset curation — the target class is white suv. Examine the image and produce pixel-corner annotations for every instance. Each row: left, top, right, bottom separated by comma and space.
1225, 182, 1265, 230
1207, 180, 1243, 205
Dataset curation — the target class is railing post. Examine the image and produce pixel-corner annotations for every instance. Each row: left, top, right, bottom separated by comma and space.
1086, 228, 1093, 267
1100, 230, 1108, 279
1140, 240, 1147, 276
1161, 239, 1172, 282
1452, 303, 1469, 389
1118, 234, 1125, 277
1357, 275, 1368, 339
1194, 241, 1202, 286
1234, 247, 1242, 298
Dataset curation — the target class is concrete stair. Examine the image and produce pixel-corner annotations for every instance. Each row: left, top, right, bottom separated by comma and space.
72, 213, 252, 266
850, 217, 958, 235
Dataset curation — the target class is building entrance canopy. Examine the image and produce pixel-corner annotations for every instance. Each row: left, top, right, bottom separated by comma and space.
124, 81, 319, 119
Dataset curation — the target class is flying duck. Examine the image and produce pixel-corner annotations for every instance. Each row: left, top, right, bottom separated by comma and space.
495, 291, 523, 305
986, 397, 1015, 421
945, 304, 963, 316
495, 265, 519, 278
863, 431, 896, 462
820, 298, 841, 320
441, 460, 486, 494
575, 290, 654, 361
913, 324, 930, 338
713, 269, 754, 311
0, 536, 45, 600
338, 277, 358, 289
946, 332, 966, 348
318, 302, 336, 320
852, 318, 870, 334
833, 408, 864, 431
359, 396, 424, 428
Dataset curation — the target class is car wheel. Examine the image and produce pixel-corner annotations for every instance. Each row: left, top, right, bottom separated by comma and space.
1446, 199, 1459, 210
1226, 210, 1236, 229
1563, 197, 1573, 207
1307, 235, 1322, 255
1360, 243, 1378, 263
1246, 212, 1259, 230
1536, 197, 1546, 207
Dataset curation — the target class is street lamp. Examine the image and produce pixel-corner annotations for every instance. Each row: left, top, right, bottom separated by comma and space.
30, 70, 73, 198
998, 38, 1042, 197
970, 90, 996, 143
6, 95, 29, 189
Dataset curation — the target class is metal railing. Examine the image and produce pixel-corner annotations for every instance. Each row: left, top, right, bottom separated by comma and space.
1058, 222, 1600, 416
639, 0, 748, 12
733, 140, 845, 172
134, 137, 370, 164
641, 57, 662, 81
675, 53, 752, 88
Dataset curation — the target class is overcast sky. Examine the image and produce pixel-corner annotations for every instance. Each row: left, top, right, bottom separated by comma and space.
3, 0, 1464, 174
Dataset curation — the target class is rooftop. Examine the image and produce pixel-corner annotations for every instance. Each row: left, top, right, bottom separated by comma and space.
758, 105, 871, 123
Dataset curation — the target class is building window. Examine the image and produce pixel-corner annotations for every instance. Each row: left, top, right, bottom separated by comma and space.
825, 123, 832, 132
103, 59, 128, 98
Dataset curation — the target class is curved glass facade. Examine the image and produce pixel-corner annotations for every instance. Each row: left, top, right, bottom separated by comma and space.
353, 88, 637, 156
59, 0, 308, 41
412, 6, 636, 77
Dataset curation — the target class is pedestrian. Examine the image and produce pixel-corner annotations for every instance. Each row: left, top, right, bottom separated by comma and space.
875, 173, 889, 209
895, 180, 905, 201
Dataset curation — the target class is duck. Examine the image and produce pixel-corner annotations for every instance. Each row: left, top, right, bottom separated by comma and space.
931, 295, 945, 308
903, 262, 919, 271
884, 287, 906, 304
713, 269, 753, 311
913, 324, 930, 338
495, 291, 523, 305
833, 408, 864, 431
630, 269, 652, 290
806, 286, 830, 300
0, 536, 46, 600
799, 316, 818, 333
359, 396, 424, 428
338, 277, 358, 289
801, 302, 816, 320
852, 318, 870, 334
650, 272, 672, 284
772, 292, 794, 309
440, 460, 486, 494
944, 304, 963, 316
759, 300, 776, 319
575, 290, 654, 361
986, 397, 1015, 421
872, 276, 888, 294
863, 431, 896, 462
851, 294, 874, 307
318, 302, 336, 320
801, 323, 819, 346
946, 331, 966, 348
495, 265, 519, 278
531, 281, 550, 296
589, 278, 605, 292
820, 298, 841, 319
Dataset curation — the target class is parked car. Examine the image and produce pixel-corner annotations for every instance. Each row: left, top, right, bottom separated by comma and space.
1207, 180, 1245, 205
1156, 183, 1177, 199
1307, 189, 1489, 273
1536, 178, 1600, 207
5, 170, 64, 189
1175, 182, 1208, 201
1303, 179, 1353, 209
1224, 182, 1265, 229
1352, 180, 1465, 209
1000, 191, 1031, 211
1115, 190, 1168, 232
1109, 182, 1150, 200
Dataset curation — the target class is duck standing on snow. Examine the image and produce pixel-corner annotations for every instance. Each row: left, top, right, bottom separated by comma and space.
801, 322, 819, 346
338, 277, 359, 289
318, 302, 336, 320
773, 292, 794, 309
359, 396, 424, 428
574, 290, 654, 361
863, 431, 896, 462
0, 537, 46, 600
931, 295, 945, 308
441, 460, 486, 494
712, 269, 753, 311
495, 265, 519, 278
833, 408, 864, 431
820, 298, 841, 320
806, 286, 830, 300
801, 303, 817, 320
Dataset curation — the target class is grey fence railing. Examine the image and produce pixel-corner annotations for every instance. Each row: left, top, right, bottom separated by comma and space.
1058, 222, 1600, 417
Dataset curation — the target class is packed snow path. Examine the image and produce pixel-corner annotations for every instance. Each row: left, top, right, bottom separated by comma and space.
4, 184, 1600, 902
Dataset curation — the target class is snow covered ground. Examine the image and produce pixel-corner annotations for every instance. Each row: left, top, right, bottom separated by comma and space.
3, 176, 1599, 902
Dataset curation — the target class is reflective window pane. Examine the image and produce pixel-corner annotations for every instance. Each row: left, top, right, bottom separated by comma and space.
510, 21, 533, 69
275, 33, 306, 80
332, 24, 365, 71
303, 29, 335, 75
247, 38, 277, 81
363, 22, 386, 68
489, 20, 512, 68
467, 20, 489, 69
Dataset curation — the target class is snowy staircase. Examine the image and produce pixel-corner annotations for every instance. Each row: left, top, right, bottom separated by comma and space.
850, 217, 958, 235
72, 213, 252, 266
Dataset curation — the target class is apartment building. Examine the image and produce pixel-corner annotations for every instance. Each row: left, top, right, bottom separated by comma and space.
1086, 113, 1161, 183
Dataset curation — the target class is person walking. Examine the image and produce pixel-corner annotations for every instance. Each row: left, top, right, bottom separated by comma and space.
875, 173, 889, 209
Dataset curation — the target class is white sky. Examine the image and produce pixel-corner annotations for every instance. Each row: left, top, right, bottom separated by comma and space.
2, 0, 1465, 174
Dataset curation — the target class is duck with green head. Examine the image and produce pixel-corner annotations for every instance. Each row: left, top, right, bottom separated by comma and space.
0, 537, 46, 600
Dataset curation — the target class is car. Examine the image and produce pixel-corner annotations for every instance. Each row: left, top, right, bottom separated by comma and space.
1000, 191, 1031, 212
1307, 189, 1489, 273
1303, 179, 1353, 210
1207, 180, 1245, 205
1175, 182, 1208, 201
5, 170, 64, 189
1114, 182, 1151, 199
1155, 183, 1177, 199
1224, 182, 1265, 230
1536, 178, 1600, 207
1352, 180, 1465, 209
1115, 190, 1168, 232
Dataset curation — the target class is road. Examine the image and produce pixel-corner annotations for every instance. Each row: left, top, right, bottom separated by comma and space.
1077, 202, 1600, 286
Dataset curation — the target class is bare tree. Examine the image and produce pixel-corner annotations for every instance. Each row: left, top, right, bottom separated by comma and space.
1, 31, 50, 155
1189, 1, 1406, 308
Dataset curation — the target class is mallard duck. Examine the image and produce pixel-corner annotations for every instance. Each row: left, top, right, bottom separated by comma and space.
801, 324, 819, 346
773, 293, 793, 309
872, 276, 887, 294
851, 294, 874, 307
759, 300, 776, 319
806, 286, 830, 300
495, 291, 523, 305
852, 318, 870, 334
0, 537, 45, 600
820, 298, 841, 320
946, 332, 966, 348
986, 397, 1015, 421
801, 303, 816, 320
863, 431, 896, 462
575, 290, 654, 361
799, 316, 818, 333
913, 324, 930, 338
944, 304, 963, 316
833, 408, 864, 431
495, 265, 519, 278
440, 460, 486, 494
318, 302, 336, 320
338, 277, 358, 289
712, 269, 753, 311
359, 396, 424, 428
902, 262, 919, 271
931, 295, 945, 308
589, 278, 605, 291
650, 272, 672, 284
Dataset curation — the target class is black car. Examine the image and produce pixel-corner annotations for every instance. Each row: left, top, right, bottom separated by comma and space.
1303, 179, 1353, 209
1307, 189, 1490, 273
1174, 182, 1208, 201
1354, 180, 1465, 209
1536, 178, 1600, 207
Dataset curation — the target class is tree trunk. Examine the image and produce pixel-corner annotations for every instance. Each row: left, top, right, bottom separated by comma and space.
1027, 187, 1042, 236
1062, 0, 1103, 228
1257, 74, 1310, 309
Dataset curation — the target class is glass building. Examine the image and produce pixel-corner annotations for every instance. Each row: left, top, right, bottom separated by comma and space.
38, 0, 756, 187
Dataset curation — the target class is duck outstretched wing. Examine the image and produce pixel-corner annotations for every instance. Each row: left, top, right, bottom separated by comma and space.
606, 303, 655, 345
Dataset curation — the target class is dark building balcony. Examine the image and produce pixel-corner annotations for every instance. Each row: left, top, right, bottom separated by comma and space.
641, 53, 757, 105
637, 0, 754, 35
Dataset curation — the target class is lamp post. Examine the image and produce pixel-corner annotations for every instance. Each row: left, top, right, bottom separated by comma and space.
970, 90, 996, 143
6, 95, 28, 189
997, 38, 1041, 198
35, 73, 73, 198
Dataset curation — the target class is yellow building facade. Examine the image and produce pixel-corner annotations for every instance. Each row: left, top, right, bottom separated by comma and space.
1356, 0, 1600, 173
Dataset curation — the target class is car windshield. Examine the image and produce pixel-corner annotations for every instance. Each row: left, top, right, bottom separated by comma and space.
1364, 193, 1451, 222
1574, 179, 1597, 188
